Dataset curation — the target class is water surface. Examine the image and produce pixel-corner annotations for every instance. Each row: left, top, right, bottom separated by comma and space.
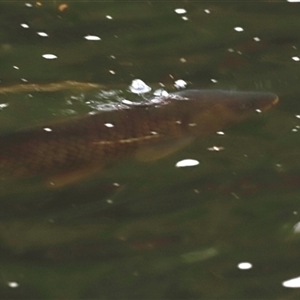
0, 1, 300, 299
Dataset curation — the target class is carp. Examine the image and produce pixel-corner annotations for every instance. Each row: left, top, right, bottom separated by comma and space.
0, 89, 278, 186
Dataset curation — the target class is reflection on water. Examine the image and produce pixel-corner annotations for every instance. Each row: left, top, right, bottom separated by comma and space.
0, 1, 300, 299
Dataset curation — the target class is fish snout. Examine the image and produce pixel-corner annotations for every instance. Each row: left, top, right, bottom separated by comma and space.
252, 92, 279, 112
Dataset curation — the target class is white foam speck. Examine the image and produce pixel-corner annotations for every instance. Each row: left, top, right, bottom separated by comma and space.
175, 159, 199, 168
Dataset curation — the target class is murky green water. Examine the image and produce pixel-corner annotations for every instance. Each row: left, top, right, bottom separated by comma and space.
0, 1, 300, 299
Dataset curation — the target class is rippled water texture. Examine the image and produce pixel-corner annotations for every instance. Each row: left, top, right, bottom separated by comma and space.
0, 1, 300, 299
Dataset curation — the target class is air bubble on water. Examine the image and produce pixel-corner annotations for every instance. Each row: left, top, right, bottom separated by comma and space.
174, 79, 187, 89
129, 79, 151, 94
153, 89, 168, 97
122, 99, 134, 105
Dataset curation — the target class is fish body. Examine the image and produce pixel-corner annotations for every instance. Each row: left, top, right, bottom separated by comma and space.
0, 90, 278, 185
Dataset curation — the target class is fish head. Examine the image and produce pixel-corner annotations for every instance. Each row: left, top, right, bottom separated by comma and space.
219, 90, 279, 113
170, 90, 279, 137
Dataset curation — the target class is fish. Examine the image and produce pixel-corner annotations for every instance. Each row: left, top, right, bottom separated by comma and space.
0, 89, 278, 187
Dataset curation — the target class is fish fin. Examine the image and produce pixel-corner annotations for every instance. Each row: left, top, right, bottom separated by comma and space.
46, 165, 102, 188
135, 137, 194, 162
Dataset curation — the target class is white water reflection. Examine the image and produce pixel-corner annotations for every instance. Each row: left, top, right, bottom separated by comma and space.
234, 27, 244, 32
7, 281, 19, 288
37, 32, 48, 37
237, 262, 253, 270
84, 35, 101, 41
282, 276, 300, 288
42, 54, 57, 60
174, 8, 187, 14
20, 23, 29, 29
175, 159, 199, 168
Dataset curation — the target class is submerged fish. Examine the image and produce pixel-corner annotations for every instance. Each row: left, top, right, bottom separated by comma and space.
0, 90, 278, 186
